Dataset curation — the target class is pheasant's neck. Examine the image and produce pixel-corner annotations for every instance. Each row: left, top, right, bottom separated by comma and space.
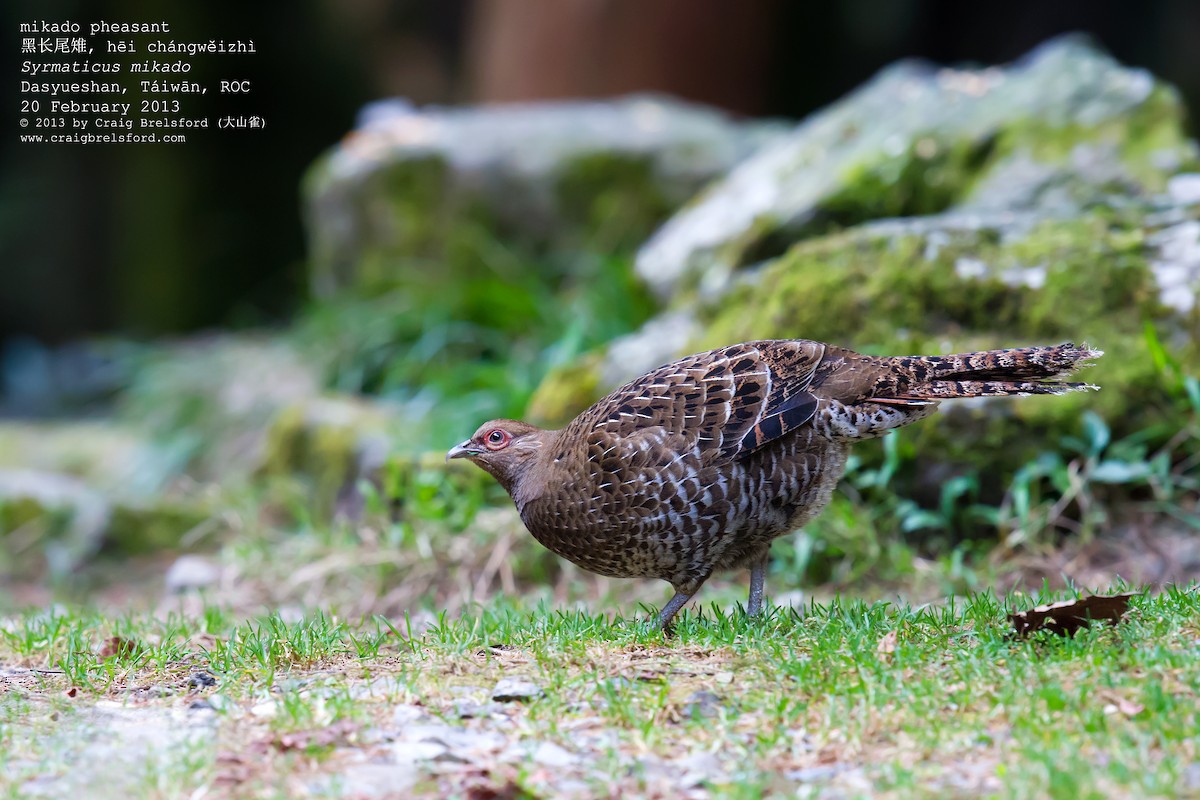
484, 433, 560, 506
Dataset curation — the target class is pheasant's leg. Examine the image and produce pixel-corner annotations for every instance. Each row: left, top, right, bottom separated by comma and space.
655, 591, 693, 632
747, 553, 770, 616
653, 571, 713, 632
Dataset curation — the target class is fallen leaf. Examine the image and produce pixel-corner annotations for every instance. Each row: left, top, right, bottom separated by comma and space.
1117, 697, 1145, 716
97, 636, 141, 660
1103, 694, 1146, 717
273, 719, 357, 751
214, 751, 253, 786
465, 780, 538, 800
1009, 592, 1138, 637
877, 630, 898, 655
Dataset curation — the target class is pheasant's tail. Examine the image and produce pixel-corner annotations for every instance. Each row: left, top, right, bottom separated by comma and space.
888, 343, 1102, 400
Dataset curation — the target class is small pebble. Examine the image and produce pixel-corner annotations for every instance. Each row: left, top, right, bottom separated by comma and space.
492, 678, 544, 702
532, 741, 578, 768
318, 763, 420, 797
250, 700, 277, 719
786, 765, 846, 782
392, 740, 448, 764
187, 672, 216, 691
164, 555, 221, 594
677, 751, 725, 786
682, 690, 722, 719
391, 704, 428, 726
454, 700, 502, 719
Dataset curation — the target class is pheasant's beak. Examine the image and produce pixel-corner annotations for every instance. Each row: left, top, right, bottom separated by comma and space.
446, 440, 482, 461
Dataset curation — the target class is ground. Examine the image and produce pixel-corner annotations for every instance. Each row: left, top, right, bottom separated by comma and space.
2, 521, 1198, 799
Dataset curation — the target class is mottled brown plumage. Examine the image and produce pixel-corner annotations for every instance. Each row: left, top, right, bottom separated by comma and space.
447, 340, 1102, 629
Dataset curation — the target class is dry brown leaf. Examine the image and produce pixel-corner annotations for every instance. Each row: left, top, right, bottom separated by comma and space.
1102, 693, 1146, 717
1009, 592, 1138, 637
213, 751, 254, 786
877, 630, 898, 656
465, 780, 538, 800
1117, 697, 1145, 716
97, 636, 141, 660
273, 719, 357, 752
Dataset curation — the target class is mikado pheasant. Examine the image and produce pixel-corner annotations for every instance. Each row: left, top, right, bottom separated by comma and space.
448, 339, 1101, 629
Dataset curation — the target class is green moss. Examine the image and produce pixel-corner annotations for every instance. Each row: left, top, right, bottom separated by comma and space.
309, 151, 682, 298
992, 84, 1199, 189
310, 423, 363, 515
1, 492, 210, 565
713, 212, 786, 278
714, 77, 1194, 278
259, 400, 391, 518
0, 496, 47, 533
374, 155, 454, 257
554, 154, 675, 253
103, 502, 211, 555
261, 405, 307, 476
813, 136, 999, 233
0, 498, 80, 576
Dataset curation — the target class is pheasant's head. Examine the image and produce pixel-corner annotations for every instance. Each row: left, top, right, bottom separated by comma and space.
446, 419, 552, 498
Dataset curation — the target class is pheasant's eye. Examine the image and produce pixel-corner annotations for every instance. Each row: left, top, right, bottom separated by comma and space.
484, 429, 510, 449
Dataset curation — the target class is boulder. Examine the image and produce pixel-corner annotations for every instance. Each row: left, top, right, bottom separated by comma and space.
0, 424, 212, 569
0, 470, 109, 576
302, 95, 780, 295
259, 395, 397, 518
0, 468, 210, 574
0, 421, 181, 498
634, 35, 1196, 302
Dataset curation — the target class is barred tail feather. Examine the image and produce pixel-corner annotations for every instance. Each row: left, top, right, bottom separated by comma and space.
906, 379, 1099, 399
889, 342, 1102, 401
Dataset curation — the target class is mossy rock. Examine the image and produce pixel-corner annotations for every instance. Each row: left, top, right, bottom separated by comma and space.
0, 469, 212, 573
259, 396, 397, 519
0, 421, 182, 498
553, 153, 675, 253
636, 36, 1199, 301
118, 335, 321, 482
0, 470, 110, 576
303, 95, 777, 297
102, 501, 213, 556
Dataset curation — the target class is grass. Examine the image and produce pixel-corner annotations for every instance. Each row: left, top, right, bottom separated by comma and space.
2, 587, 1198, 798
